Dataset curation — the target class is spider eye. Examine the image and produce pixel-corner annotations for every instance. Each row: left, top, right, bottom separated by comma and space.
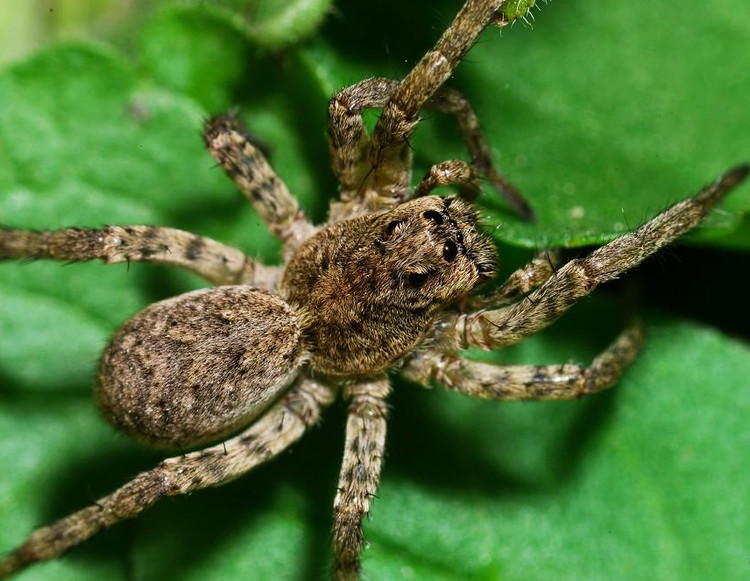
385, 220, 404, 237
422, 210, 444, 225
442, 240, 458, 262
407, 271, 430, 288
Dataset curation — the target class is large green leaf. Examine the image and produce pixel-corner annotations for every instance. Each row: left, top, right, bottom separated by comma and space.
0, 1, 749, 581
306, 0, 750, 248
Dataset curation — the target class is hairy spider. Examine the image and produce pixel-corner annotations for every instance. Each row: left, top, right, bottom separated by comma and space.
0, 0, 748, 579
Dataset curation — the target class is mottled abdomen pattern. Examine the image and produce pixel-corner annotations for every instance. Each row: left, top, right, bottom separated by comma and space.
97, 287, 306, 449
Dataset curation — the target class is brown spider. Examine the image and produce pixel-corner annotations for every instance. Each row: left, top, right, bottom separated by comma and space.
0, 0, 748, 579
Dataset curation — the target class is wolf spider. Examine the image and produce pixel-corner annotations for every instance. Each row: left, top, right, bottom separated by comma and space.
0, 0, 747, 579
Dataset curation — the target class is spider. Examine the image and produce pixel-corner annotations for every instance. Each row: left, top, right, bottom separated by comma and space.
0, 0, 748, 579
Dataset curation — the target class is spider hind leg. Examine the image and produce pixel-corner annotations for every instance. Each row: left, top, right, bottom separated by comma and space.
403, 319, 644, 401
332, 377, 390, 581
0, 378, 335, 580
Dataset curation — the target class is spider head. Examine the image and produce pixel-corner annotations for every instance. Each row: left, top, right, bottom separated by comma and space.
369, 195, 497, 309
281, 194, 499, 375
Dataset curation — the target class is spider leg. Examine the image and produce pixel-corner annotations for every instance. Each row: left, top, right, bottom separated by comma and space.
332, 376, 389, 581
0, 377, 334, 580
448, 165, 749, 350
328, 81, 528, 220
204, 114, 316, 258
464, 249, 561, 310
0, 225, 279, 288
403, 319, 643, 400
425, 87, 533, 219
328, 77, 399, 207
367, 0, 534, 217
414, 159, 482, 201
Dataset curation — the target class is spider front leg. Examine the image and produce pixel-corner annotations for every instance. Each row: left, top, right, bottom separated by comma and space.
403, 319, 643, 400
329, 81, 531, 219
332, 377, 390, 581
0, 225, 278, 287
328, 78, 473, 218
413, 88, 534, 216
452, 165, 749, 350
204, 114, 315, 259
426, 88, 534, 219
328, 22, 534, 221
328, 77, 400, 207
0, 377, 334, 580
368, 1, 520, 205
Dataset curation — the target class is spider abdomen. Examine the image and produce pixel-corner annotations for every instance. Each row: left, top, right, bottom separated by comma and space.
96, 286, 306, 449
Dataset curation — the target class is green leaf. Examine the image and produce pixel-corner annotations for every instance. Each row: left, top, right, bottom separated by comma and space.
238, 0, 334, 48
1, 1, 749, 581
464, 1, 750, 248
304, 0, 750, 248
139, 6, 252, 112
0, 42, 270, 393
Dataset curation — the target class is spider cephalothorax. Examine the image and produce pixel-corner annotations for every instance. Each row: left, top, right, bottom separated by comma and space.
283, 195, 496, 375
0, 0, 747, 579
